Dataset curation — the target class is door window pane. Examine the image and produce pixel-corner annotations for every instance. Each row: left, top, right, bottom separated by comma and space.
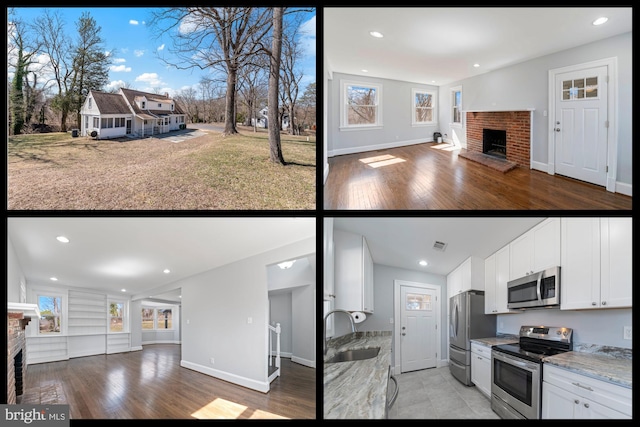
406, 293, 431, 311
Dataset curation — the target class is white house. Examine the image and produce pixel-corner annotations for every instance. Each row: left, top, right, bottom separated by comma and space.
80, 88, 186, 139
251, 106, 290, 130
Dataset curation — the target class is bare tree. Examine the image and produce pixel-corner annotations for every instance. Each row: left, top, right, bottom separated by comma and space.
151, 7, 272, 135
279, 16, 305, 135
297, 81, 316, 132
238, 61, 268, 131
266, 7, 285, 164
174, 87, 199, 123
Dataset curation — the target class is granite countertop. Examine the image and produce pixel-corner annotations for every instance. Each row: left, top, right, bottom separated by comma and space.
324, 331, 393, 419
542, 350, 632, 389
471, 336, 519, 348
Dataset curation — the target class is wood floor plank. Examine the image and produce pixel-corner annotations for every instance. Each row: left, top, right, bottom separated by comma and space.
324, 143, 632, 210
22, 344, 315, 420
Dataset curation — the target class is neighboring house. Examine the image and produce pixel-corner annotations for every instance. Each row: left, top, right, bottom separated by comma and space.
80, 88, 186, 139
251, 106, 290, 130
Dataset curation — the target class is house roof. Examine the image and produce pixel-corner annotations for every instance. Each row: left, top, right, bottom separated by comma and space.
120, 88, 185, 115
91, 91, 132, 115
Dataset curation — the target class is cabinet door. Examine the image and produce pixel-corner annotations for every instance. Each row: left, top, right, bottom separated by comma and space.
600, 218, 632, 308
484, 254, 497, 314
509, 232, 532, 279
474, 354, 491, 397
582, 399, 631, 419
495, 245, 511, 313
532, 218, 560, 272
334, 229, 364, 312
362, 237, 374, 313
560, 218, 601, 310
447, 266, 462, 299
460, 258, 472, 292
542, 381, 578, 419
323, 218, 335, 300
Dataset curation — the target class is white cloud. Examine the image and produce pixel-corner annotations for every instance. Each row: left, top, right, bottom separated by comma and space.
106, 80, 127, 90
110, 65, 132, 72
157, 44, 165, 51
179, 14, 200, 34
129, 19, 139, 25
134, 50, 145, 57
142, 21, 146, 25
113, 58, 126, 63
121, 48, 129, 54
135, 72, 163, 86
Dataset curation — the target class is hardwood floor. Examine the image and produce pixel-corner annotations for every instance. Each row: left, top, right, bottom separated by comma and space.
22, 344, 316, 419
323, 143, 632, 210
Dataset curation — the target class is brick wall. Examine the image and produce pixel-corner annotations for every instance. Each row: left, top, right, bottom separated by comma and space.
7, 312, 29, 405
466, 111, 531, 167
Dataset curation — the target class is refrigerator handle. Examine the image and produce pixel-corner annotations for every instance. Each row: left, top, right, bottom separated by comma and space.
453, 302, 458, 339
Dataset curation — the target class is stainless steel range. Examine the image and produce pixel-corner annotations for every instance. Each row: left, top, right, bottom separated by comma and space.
491, 325, 573, 419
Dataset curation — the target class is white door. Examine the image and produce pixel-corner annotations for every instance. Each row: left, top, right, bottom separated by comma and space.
400, 285, 437, 373
554, 65, 608, 186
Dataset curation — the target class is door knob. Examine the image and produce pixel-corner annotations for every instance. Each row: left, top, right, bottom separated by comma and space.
402, 333, 406, 336
555, 128, 561, 132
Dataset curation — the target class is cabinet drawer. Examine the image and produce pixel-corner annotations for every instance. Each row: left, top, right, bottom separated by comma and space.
471, 342, 491, 358
543, 364, 631, 416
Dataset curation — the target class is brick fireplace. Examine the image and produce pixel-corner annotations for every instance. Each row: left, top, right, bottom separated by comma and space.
465, 110, 532, 167
8, 311, 33, 404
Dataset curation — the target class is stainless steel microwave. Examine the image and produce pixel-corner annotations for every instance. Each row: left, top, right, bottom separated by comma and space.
507, 266, 560, 309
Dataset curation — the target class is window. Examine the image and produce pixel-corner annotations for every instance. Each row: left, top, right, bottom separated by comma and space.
158, 103, 162, 108
412, 89, 436, 126
93, 117, 99, 128
109, 301, 124, 332
38, 295, 62, 334
562, 77, 598, 100
141, 101, 146, 109
101, 118, 114, 129
141, 307, 173, 330
340, 80, 383, 130
451, 85, 462, 127
171, 103, 174, 111
88, 98, 92, 109
405, 293, 431, 311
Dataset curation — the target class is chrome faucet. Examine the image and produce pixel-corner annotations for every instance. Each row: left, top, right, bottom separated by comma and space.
323, 309, 357, 355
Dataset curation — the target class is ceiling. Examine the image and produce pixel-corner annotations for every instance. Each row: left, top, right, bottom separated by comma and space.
333, 217, 547, 276
324, 7, 633, 86
8, 217, 316, 301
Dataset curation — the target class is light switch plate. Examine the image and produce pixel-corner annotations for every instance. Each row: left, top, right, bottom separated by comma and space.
623, 326, 632, 340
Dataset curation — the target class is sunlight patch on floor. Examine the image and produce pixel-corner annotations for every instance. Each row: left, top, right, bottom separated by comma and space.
431, 144, 458, 151
191, 397, 289, 420
359, 154, 406, 168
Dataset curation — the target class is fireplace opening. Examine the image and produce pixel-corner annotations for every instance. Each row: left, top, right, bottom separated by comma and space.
14, 349, 24, 396
483, 128, 507, 159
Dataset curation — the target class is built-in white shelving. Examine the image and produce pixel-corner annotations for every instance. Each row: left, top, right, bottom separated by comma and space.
68, 290, 107, 335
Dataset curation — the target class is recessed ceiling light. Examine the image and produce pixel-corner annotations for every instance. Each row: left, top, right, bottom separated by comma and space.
56, 236, 69, 243
179, 295, 182, 298
473, 63, 480, 68
121, 289, 126, 292
278, 260, 296, 269
419, 260, 428, 266
50, 277, 58, 281
431, 80, 436, 83
369, 31, 384, 38
163, 269, 170, 274
592, 17, 608, 26
362, 69, 368, 72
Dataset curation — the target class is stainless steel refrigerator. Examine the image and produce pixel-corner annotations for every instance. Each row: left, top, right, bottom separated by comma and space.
449, 290, 496, 386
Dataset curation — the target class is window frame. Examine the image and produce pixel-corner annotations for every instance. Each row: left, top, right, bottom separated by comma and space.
411, 88, 437, 127
36, 293, 64, 335
451, 85, 463, 128
108, 300, 127, 333
339, 79, 383, 131
141, 306, 174, 331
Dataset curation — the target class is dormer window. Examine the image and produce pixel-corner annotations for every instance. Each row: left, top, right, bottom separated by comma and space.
142, 101, 146, 109
171, 103, 174, 111
88, 97, 92, 109
158, 103, 162, 108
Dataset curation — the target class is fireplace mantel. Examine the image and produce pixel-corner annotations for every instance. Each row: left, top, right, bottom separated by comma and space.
462, 108, 535, 113
8, 302, 40, 317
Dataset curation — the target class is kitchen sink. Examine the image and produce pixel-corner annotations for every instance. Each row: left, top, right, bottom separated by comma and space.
325, 347, 380, 363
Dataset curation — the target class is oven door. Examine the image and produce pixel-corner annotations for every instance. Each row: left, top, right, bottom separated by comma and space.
491, 350, 541, 419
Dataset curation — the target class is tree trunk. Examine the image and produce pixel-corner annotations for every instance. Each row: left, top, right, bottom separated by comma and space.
267, 8, 285, 165
223, 65, 238, 135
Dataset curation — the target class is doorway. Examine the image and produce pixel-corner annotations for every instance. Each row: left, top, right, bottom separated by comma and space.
548, 57, 617, 192
394, 280, 440, 374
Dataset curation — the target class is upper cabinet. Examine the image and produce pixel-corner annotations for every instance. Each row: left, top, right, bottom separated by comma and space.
561, 218, 632, 310
447, 256, 484, 300
509, 218, 560, 279
334, 229, 374, 313
323, 218, 335, 301
485, 244, 512, 314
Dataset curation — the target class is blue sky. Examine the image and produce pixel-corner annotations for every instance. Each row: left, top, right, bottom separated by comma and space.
8, 7, 316, 97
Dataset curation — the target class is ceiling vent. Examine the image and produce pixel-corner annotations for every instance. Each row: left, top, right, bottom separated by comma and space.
433, 241, 448, 252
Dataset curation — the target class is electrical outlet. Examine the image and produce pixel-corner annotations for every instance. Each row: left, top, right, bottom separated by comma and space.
623, 326, 632, 340
210, 357, 215, 364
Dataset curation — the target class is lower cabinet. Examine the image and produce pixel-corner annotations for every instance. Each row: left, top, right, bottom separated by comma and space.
470, 343, 491, 398
542, 364, 631, 419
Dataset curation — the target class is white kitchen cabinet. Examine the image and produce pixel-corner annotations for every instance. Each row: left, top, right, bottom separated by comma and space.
542, 364, 631, 419
484, 245, 512, 314
561, 217, 632, 310
509, 218, 560, 279
334, 229, 374, 313
323, 217, 335, 301
470, 343, 491, 398
447, 256, 484, 301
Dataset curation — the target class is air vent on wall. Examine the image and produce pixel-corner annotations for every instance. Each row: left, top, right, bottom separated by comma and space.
433, 241, 448, 252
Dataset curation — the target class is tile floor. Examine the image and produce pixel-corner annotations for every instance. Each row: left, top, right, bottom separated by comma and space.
388, 365, 500, 419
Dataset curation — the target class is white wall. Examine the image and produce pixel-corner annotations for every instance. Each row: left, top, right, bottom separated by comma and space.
130, 299, 142, 350
438, 32, 632, 187
180, 236, 315, 393
7, 236, 26, 303
498, 308, 632, 349
327, 72, 440, 156
332, 264, 448, 366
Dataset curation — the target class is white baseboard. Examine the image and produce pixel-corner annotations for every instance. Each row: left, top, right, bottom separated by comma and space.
181, 360, 270, 393
531, 160, 548, 172
616, 181, 632, 197
130, 346, 143, 351
324, 163, 329, 184
328, 137, 432, 157
27, 355, 69, 365
142, 340, 181, 345
291, 355, 316, 369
